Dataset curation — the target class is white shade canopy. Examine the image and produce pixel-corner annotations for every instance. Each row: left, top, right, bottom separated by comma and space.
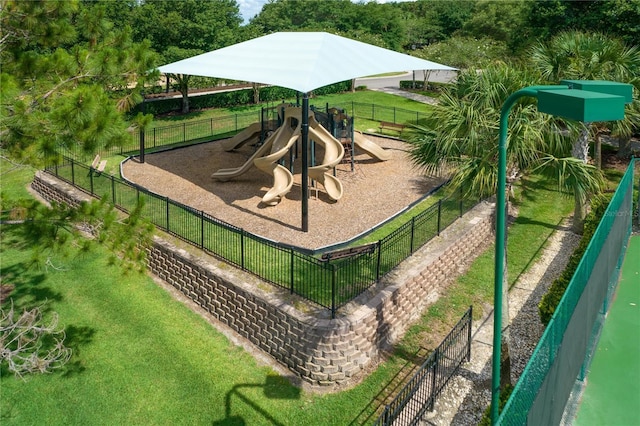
157, 32, 456, 93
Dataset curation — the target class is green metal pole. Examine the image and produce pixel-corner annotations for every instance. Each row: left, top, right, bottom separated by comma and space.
491, 93, 511, 426
491, 86, 567, 424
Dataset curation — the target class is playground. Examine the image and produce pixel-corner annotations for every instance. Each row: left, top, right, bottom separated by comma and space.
121, 114, 444, 249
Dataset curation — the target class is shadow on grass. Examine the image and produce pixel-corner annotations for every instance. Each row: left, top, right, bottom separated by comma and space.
0, 262, 56, 311
154, 109, 207, 122
212, 374, 301, 426
347, 347, 429, 425
62, 325, 96, 377
508, 217, 569, 290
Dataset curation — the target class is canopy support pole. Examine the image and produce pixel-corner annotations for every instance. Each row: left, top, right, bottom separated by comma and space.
301, 92, 309, 232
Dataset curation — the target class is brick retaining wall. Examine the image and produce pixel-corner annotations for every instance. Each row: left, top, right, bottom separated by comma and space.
32, 171, 494, 387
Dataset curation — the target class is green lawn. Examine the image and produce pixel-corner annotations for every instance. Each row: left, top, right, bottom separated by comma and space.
1, 154, 577, 425
1, 161, 394, 425
150, 89, 429, 128
396, 175, 574, 353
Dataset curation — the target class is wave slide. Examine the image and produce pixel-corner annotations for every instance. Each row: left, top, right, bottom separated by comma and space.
212, 107, 300, 206
308, 115, 345, 202
221, 120, 278, 151
353, 130, 392, 161
253, 108, 301, 205
211, 128, 280, 182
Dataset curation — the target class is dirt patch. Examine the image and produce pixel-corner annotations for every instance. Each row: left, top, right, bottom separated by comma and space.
122, 135, 444, 250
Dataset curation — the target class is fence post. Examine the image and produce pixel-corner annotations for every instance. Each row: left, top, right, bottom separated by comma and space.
240, 229, 245, 270
165, 196, 170, 232
182, 122, 186, 144
410, 216, 416, 253
381, 405, 390, 426
393, 107, 396, 123
89, 170, 94, 195
437, 200, 442, 236
200, 210, 205, 249
290, 248, 294, 294
376, 240, 382, 280
71, 161, 75, 185
331, 263, 337, 319
140, 128, 145, 163
429, 348, 439, 411
467, 306, 472, 362
111, 175, 116, 205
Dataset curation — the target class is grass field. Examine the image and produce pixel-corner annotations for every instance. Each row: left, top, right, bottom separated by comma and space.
3, 80, 597, 424
1, 152, 576, 425
150, 90, 430, 128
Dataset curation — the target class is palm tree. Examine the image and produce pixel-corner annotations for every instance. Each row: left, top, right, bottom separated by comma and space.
530, 31, 640, 232
409, 62, 603, 388
409, 64, 597, 200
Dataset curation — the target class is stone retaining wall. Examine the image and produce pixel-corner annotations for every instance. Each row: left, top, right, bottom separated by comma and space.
32, 171, 494, 387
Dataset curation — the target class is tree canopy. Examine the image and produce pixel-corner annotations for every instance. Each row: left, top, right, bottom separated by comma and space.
1, 0, 157, 164
2, 0, 638, 163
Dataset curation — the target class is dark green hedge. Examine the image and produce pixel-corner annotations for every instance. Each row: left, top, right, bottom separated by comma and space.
538, 193, 614, 326
399, 80, 448, 91
138, 81, 351, 116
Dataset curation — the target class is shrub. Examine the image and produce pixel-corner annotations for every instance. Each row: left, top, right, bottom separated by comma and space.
478, 384, 514, 426
134, 81, 352, 116
538, 193, 613, 325
399, 80, 448, 91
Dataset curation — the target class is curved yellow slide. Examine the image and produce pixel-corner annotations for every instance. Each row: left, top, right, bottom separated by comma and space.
253, 107, 301, 205
211, 131, 278, 181
308, 115, 345, 202
353, 130, 391, 161
220, 121, 277, 151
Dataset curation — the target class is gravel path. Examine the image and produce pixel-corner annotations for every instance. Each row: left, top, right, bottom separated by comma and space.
422, 221, 581, 425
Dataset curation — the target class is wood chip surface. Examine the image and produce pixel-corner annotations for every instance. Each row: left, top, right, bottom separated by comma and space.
122, 135, 443, 250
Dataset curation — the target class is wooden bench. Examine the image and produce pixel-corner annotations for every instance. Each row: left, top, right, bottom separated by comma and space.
320, 243, 377, 262
91, 155, 107, 173
379, 121, 405, 135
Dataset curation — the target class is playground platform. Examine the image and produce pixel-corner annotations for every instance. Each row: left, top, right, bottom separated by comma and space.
572, 234, 640, 425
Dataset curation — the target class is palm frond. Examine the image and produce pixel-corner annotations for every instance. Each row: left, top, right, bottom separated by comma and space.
534, 155, 605, 202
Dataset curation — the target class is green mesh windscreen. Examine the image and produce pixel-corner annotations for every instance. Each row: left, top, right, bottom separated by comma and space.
498, 159, 635, 425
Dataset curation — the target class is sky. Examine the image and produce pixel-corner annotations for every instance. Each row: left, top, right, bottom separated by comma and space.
237, 0, 415, 24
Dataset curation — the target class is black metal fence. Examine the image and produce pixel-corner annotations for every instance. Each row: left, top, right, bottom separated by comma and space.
374, 307, 473, 426
88, 102, 429, 159
44, 156, 479, 318
94, 111, 262, 157
335, 101, 429, 127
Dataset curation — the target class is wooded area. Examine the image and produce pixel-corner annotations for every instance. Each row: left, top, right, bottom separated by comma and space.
2, 0, 638, 164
